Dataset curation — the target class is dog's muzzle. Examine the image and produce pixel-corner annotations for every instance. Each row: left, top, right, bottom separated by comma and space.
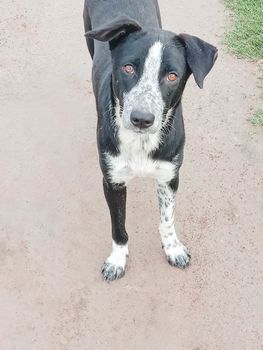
130, 110, 155, 130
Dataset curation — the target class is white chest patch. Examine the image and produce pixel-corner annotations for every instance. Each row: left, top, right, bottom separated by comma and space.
106, 41, 176, 185
105, 129, 175, 185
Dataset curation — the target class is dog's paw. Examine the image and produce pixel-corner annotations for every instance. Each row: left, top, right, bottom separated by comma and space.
101, 242, 128, 281
165, 243, 191, 269
101, 261, 125, 281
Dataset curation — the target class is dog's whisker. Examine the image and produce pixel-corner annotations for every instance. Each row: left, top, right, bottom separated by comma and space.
84, 0, 217, 280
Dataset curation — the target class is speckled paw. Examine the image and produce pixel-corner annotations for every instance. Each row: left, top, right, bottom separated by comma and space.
101, 262, 125, 281
166, 244, 191, 269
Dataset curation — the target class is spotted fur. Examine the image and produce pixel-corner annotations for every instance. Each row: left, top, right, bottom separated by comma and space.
84, 0, 217, 281
120, 42, 165, 133
106, 42, 175, 185
157, 182, 190, 267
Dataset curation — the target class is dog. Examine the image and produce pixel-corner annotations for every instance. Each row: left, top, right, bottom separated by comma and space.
83, 0, 217, 281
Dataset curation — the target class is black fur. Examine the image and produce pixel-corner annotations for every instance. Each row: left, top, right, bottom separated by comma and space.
103, 179, 128, 245
83, 0, 217, 279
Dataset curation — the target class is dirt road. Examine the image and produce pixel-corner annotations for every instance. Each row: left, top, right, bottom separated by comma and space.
1, 0, 263, 349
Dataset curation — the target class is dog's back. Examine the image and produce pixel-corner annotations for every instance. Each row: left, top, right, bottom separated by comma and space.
85, 0, 161, 30
84, 0, 161, 64
84, 0, 161, 104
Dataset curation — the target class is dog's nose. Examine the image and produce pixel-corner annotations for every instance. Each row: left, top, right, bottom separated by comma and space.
130, 110, 155, 129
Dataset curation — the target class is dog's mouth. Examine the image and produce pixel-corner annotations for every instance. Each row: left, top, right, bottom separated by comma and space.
128, 123, 160, 135
133, 129, 147, 134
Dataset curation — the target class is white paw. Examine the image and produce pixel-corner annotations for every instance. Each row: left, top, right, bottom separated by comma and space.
101, 261, 125, 281
164, 243, 191, 268
101, 242, 128, 281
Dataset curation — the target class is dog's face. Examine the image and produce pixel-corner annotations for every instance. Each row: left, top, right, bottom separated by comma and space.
87, 17, 217, 134
111, 32, 189, 133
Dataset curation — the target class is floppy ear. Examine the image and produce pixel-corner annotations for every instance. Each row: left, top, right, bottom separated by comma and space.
85, 16, 142, 49
179, 33, 218, 88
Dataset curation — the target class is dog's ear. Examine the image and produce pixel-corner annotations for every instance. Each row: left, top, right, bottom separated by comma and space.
85, 16, 142, 49
178, 33, 218, 88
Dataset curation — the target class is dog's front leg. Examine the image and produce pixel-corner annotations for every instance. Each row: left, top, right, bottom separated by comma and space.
101, 178, 128, 281
157, 177, 191, 268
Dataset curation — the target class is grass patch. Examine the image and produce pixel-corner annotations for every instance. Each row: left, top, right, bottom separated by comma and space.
250, 108, 263, 126
225, 0, 263, 59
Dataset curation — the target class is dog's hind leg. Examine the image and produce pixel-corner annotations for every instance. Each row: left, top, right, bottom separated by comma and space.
101, 178, 129, 281
83, 3, 94, 59
157, 177, 191, 268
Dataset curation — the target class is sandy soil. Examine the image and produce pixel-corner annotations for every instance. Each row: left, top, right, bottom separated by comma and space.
1, 0, 263, 349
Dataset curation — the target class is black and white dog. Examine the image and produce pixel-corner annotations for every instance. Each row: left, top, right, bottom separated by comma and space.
83, 0, 217, 281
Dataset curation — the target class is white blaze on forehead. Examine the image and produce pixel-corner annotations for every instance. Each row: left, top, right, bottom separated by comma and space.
108, 42, 168, 185
141, 41, 163, 84
121, 41, 165, 132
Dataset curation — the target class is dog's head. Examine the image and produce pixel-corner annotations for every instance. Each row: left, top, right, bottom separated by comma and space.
86, 16, 217, 134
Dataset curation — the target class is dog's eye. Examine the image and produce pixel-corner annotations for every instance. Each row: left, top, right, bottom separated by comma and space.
123, 64, 135, 75
167, 72, 177, 82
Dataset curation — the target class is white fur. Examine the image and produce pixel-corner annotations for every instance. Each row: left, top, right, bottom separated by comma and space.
157, 182, 190, 265
106, 42, 175, 185
158, 182, 178, 248
105, 130, 175, 184
118, 41, 165, 133
106, 241, 129, 269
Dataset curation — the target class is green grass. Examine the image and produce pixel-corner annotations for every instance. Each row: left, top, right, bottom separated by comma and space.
250, 108, 263, 125
225, 0, 263, 126
225, 0, 263, 59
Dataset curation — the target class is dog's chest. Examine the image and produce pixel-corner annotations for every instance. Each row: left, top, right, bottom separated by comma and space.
105, 130, 175, 184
